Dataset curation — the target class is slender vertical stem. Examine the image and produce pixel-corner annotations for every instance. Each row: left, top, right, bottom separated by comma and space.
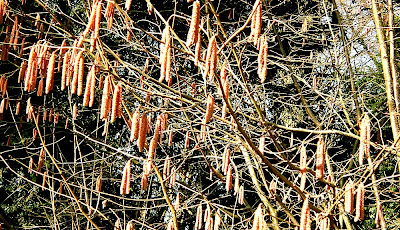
371, 0, 399, 139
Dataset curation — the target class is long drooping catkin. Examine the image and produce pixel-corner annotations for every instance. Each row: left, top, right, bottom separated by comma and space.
238, 185, 244, 205
77, 56, 85, 96
250, 0, 262, 46
159, 27, 171, 83
257, 36, 268, 83
105, 0, 115, 29
225, 165, 233, 191
58, 40, 67, 71
163, 156, 171, 181
186, 1, 200, 48
120, 160, 131, 195
204, 94, 214, 123
111, 82, 122, 123
89, 68, 96, 107
204, 35, 217, 81
252, 204, 267, 230
93, 1, 102, 40
344, 179, 354, 214
45, 51, 56, 94
222, 146, 231, 175
359, 113, 371, 166
37, 148, 45, 175
315, 136, 325, 179
96, 175, 102, 192
194, 205, 202, 230
138, 114, 148, 152
100, 75, 111, 120
61, 51, 70, 91
37, 78, 43, 96
72, 51, 83, 95
125, 0, 132, 11
83, 65, 94, 107
25, 45, 38, 92
354, 182, 365, 222
300, 196, 311, 230
130, 108, 141, 141
194, 34, 201, 66
19, 60, 27, 84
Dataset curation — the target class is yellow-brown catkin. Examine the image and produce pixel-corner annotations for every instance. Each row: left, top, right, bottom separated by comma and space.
159, 27, 171, 83
93, 1, 102, 41
186, 1, 200, 48
204, 35, 217, 81
45, 51, 56, 94
37, 78, 44, 96
58, 39, 67, 71
19, 61, 27, 84
138, 114, 148, 152
301, 17, 308, 33
120, 160, 131, 195
148, 137, 157, 160
126, 221, 134, 230
163, 156, 171, 179
222, 146, 231, 175
114, 219, 121, 230
28, 157, 33, 174
130, 108, 141, 141
89, 69, 96, 107
10, 15, 18, 45
250, 0, 262, 46
204, 204, 211, 228
0, 99, 4, 114
194, 34, 201, 67
169, 166, 176, 187
300, 196, 311, 230
252, 204, 267, 230
315, 136, 325, 179
106, 1, 115, 29
168, 130, 173, 146
111, 83, 122, 123
184, 130, 190, 148
125, 0, 132, 11
238, 185, 244, 205
359, 113, 371, 166
0, 0, 6, 24
25, 45, 39, 92
204, 94, 214, 123
299, 146, 307, 190
100, 75, 111, 120
77, 56, 85, 96
195, 205, 202, 230
49, 108, 53, 122
61, 51, 70, 91
72, 103, 78, 119
344, 179, 354, 214
0, 79, 6, 98
43, 109, 47, 123
15, 101, 20, 115
42, 171, 48, 190
37, 148, 45, 175
225, 165, 233, 191
83, 65, 93, 107
354, 182, 365, 222
257, 36, 268, 83
71, 51, 83, 95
